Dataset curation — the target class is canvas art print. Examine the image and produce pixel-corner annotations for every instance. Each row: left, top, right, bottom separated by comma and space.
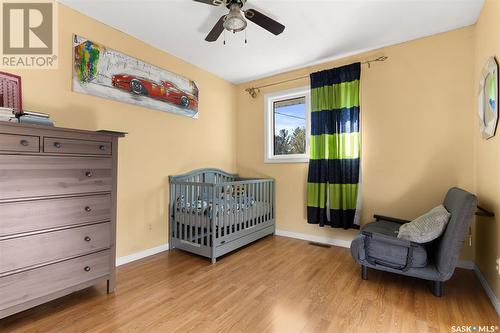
73, 35, 199, 118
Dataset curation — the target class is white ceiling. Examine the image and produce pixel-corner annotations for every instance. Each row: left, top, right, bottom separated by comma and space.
60, 0, 484, 84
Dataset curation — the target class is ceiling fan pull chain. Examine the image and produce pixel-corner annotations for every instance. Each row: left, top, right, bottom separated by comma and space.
223, 30, 226, 45
245, 29, 247, 44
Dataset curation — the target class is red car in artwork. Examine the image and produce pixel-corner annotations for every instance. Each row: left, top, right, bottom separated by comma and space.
111, 74, 198, 110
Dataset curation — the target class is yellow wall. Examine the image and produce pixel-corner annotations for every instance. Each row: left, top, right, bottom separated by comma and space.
236, 28, 476, 259
473, 0, 500, 300
5, 4, 489, 269
7, 5, 237, 257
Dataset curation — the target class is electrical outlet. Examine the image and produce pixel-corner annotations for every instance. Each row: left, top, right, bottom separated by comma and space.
496, 257, 499, 275
148, 224, 153, 231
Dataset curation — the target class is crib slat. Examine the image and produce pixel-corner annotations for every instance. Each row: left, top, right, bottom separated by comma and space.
258, 182, 262, 225
200, 184, 203, 245
235, 185, 239, 233
223, 185, 227, 236
188, 183, 192, 241
229, 184, 233, 235
238, 185, 242, 231
224, 185, 229, 236
213, 185, 217, 243
231, 185, 239, 232
184, 184, 188, 240
255, 182, 259, 227
170, 183, 174, 242
264, 181, 268, 222
213, 185, 217, 245
262, 182, 266, 223
226, 185, 230, 235
252, 182, 256, 227
238, 184, 241, 231
270, 181, 273, 220
190, 184, 195, 241
255, 182, 258, 226
267, 181, 270, 221
263, 181, 266, 222
195, 185, 199, 245
220, 184, 224, 238
229, 185, 236, 233
249, 183, 253, 228
189, 184, 193, 240
272, 181, 275, 220
206, 184, 209, 246
174, 184, 179, 239
245, 184, 249, 229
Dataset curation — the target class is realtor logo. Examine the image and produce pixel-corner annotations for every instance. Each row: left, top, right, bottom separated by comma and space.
0, 0, 58, 68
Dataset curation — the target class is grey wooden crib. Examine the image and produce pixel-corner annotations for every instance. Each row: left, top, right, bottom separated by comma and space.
169, 168, 275, 263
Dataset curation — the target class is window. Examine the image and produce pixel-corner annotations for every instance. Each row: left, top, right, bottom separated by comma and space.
264, 86, 310, 163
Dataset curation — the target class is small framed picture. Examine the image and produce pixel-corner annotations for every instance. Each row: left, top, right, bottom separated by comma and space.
0, 71, 22, 115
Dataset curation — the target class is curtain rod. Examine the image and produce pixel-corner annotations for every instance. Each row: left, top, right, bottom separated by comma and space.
245, 56, 388, 98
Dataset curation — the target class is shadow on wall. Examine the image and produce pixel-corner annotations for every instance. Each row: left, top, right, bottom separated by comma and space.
362, 141, 467, 223
48, 104, 99, 130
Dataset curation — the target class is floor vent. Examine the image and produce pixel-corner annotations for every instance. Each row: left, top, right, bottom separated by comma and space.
309, 242, 331, 248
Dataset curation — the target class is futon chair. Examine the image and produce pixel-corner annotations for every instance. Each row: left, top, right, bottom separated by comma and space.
350, 187, 477, 297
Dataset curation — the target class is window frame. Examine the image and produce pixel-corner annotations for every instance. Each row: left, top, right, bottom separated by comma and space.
264, 86, 310, 163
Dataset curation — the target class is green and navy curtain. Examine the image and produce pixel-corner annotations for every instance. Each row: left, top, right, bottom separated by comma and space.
307, 63, 361, 229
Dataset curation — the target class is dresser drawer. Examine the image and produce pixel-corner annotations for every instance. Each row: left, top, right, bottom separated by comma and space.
0, 194, 111, 237
0, 222, 110, 274
0, 155, 112, 200
44, 137, 112, 155
0, 250, 110, 311
0, 133, 39, 153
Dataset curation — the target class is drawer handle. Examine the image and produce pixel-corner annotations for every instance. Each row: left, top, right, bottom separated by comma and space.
84, 266, 91, 272
99, 145, 106, 151
85, 171, 93, 178
84, 236, 91, 242
20, 139, 29, 146
54, 142, 62, 148
85, 206, 92, 212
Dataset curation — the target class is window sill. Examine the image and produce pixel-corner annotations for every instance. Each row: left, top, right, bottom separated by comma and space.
264, 157, 309, 164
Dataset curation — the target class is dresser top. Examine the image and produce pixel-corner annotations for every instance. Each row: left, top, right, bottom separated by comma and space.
0, 122, 126, 138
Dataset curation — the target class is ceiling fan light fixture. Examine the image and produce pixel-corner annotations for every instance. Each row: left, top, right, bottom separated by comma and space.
223, 4, 247, 32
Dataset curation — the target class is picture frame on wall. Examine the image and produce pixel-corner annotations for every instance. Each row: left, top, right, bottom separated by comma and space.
72, 35, 199, 118
0, 71, 22, 115
478, 56, 498, 139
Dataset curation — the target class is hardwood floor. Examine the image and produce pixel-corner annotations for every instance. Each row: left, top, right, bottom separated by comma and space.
1, 235, 498, 333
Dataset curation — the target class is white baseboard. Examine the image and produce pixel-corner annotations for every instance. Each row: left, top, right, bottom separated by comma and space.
453, 261, 499, 316
456, 260, 475, 270
275, 229, 352, 248
116, 243, 169, 266
473, 264, 500, 316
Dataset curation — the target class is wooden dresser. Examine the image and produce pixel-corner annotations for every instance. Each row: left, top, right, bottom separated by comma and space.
0, 122, 124, 319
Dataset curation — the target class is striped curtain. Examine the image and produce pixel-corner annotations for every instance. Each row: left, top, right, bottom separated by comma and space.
307, 63, 361, 229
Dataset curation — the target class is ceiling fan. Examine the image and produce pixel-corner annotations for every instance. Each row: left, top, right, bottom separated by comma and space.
194, 0, 285, 42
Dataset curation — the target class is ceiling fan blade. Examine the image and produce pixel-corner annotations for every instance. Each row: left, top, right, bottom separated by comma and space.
193, 0, 222, 6
205, 16, 225, 42
245, 9, 285, 35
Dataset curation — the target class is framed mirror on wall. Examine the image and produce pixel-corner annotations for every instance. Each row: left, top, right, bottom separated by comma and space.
478, 56, 498, 139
